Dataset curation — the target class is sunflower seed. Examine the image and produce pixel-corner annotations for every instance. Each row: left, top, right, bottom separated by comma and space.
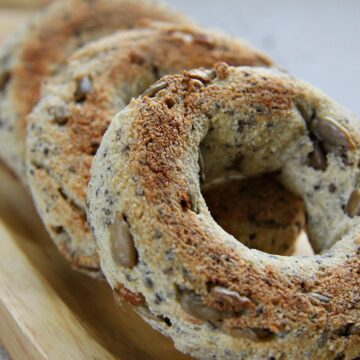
309, 140, 327, 170
142, 80, 168, 97
231, 327, 275, 341
179, 291, 232, 321
346, 189, 360, 218
210, 286, 254, 309
311, 117, 356, 150
308, 292, 332, 303
110, 215, 137, 268
185, 68, 216, 84
188, 79, 205, 92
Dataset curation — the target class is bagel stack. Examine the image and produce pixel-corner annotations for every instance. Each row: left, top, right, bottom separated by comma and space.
1, 1, 359, 359
25, 19, 307, 277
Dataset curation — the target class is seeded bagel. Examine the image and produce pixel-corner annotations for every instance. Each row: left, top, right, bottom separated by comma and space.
88, 64, 360, 359
26, 23, 276, 276
203, 175, 305, 255
0, 0, 188, 181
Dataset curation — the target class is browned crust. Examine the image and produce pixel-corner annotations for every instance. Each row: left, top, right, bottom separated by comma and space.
127, 64, 360, 336
66, 29, 272, 167
27, 25, 274, 275
12, 0, 187, 119
32, 165, 101, 274
0, 0, 189, 181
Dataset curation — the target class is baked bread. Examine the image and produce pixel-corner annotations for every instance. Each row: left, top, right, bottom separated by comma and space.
0, 0, 187, 180
26, 23, 274, 276
202, 175, 305, 255
88, 64, 360, 359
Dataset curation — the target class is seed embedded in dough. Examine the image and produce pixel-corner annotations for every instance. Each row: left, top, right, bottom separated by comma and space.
142, 80, 168, 97
179, 291, 227, 321
188, 79, 205, 92
231, 327, 275, 341
109, 215, 138, 268
309, 141, 327, 171
74, 75, 93, 102
210, 286, 254, 309
334, 323, 360, 336
308, 292, 332, 303
346, 189, 360, 218
311, 117, 356, 150
185, 68, 216, 84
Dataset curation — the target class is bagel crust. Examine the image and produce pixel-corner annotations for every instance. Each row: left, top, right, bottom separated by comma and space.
26, 24, 273, 276
88, 65, 360, 359
0, 0, 188, 180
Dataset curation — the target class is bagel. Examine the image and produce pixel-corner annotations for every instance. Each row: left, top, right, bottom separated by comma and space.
0, 0, 188, 180
88, 64, 360, 359
26, 23, 276, 276
203, 175, 305, 255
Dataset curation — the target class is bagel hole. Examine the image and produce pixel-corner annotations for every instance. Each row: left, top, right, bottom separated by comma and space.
202, 174, 314, 256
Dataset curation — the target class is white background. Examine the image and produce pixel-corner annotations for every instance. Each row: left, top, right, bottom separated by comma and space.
168, 0, 360, 114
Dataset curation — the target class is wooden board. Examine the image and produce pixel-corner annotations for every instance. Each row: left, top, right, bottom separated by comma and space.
0, 164, 193, 360
0, 7, 313, 360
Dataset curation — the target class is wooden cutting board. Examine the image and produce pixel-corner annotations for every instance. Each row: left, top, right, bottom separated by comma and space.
0, 163, 193, 360
0, 6, 313, 360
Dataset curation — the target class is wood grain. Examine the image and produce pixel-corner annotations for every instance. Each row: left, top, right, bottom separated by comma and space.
0, 164, 192, 360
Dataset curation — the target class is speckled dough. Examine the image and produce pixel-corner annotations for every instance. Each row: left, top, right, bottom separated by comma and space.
0, 0, 188, 181
25, 23, 274, 276
88, 65, 360, 359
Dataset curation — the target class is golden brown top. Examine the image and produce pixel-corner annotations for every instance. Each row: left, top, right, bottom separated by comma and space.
123, 64, 359, 336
